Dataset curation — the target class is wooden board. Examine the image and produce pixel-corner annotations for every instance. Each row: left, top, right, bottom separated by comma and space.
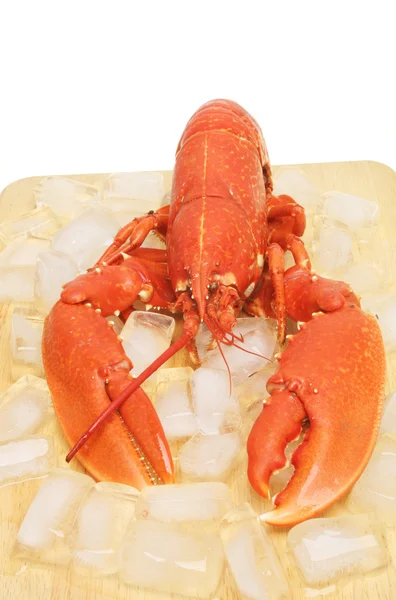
0, 161, 396, 600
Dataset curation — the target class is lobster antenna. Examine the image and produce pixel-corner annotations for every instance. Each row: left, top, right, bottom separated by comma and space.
65, 330, 194, 463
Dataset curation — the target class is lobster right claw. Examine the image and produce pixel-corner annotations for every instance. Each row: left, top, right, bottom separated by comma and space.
247, 304, 385, 527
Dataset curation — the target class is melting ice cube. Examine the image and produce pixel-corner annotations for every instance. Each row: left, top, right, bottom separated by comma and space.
348, 435, 396, 526
0, 236, 50, 267
202, 326, 276, 385
337, 262, 382, 296
273, 167, 321, 214
35, 177, 100, 220
287, 514, 388, 585
178, 431, 242, 482
35, 250, 79, 313
221, 504, 289, 600
11, 308, 44, 379
0, 436, 54, 486
0, 266, 36, 303
135, 482, 233, 523
122, 311, 175, 377
321, 191, 378, 233
190, 368, 240, 434
51, 209, 120, 271
0, 375, 51, 443
155, 378, 197, 440
15, 468, 94, 564
0, 206, 61, 243
71, 482, 138, 576
312, 217, 353, 275
120, 520, 224, 598
103, 172, 165, 207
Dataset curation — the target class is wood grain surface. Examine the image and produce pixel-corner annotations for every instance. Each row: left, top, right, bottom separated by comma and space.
0, 161, 395, 600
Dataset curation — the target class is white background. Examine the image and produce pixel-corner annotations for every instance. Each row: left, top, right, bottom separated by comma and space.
0, 1, 395, 192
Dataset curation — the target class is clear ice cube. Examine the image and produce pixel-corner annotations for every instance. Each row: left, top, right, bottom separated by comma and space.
71, 482, 138, 576
155, 377, 197, 440
120, 520, 224, 598
202, 325, 276, 385
11, 308, 44, 379
0, 436, 54, 486
321, 191, 378, 233
0, 266, 36, 303
35, 177, 100, 220
380, 391, 396, 436
0, 236, 51, 267
105, 314, 124, 335
236, 362, 277, 407
103, 172, 165, 207
135, 482, 233, 523
122, 311, 175, 377
179, 431, 242, 482
273, 167, 321, 214
51, 208, 120, 271
0, 375, 51, 443
364, 292, 396, 352
35, 250, 79, 313
348, 435, 396, 525
287, 514, 388, 586
221, 504, 289, 600
143, 365, 193, 395
15, 468, 94, 565
0, 206, 61, 243
337, 262, 382, 295
190, 368, 240, 434
312, 217, 354, 275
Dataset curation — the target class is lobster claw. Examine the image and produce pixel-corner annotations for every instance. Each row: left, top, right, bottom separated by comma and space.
247, 305, 385, 527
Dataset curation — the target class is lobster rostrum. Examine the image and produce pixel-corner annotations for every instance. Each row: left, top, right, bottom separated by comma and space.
42, 99, 385, 526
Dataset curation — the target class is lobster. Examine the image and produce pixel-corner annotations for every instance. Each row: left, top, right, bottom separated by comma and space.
42, 99, 385, 527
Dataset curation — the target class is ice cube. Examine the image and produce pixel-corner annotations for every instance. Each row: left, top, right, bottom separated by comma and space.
103, 172, 165, 207
15, 468, 94, 564
287, 514, 388, 585
190, 368, 240, 434
51, 209, 120, 271
273, 167, 321, 214
348, 435, 396, 525
321, 191, 378, 233
380, 391, 396, 436
0, 236, 50, 267
221, 504, 289, 600
337, 262, 382, 295
179, 431, 242, 482
155, 377, 197, 440
120, 520, 224, 597
35, 177, 100, 220
236, 362, 277, 407
135, 482, 232, 523
35, 250, 79, 313
364, 292, 396, 352
312, 217, 353, 275
143, 366, 194, 396
0, 375, 51, 443
0, 436, 54, 486
71, 482, 138, 576
122, 311, 176, 377
0, 266, 36, 302
11, 308, 44, 379
0, 206, 61, 243
202, 325, 276, 385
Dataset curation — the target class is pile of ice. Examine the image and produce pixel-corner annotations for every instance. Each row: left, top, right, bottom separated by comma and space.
0, 375, 55, 486
0, 172, 168, 307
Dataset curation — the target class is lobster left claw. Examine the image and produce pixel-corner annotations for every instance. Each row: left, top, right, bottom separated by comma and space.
247, 274, 386, 526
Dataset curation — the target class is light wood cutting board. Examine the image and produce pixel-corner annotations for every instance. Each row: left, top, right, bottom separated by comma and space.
0, 161, 395, 600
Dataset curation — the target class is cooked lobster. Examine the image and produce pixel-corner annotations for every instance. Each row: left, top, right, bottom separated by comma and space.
42, 99, 385, 526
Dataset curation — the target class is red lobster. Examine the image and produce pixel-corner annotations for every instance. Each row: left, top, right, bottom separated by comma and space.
42, 100, 385, 526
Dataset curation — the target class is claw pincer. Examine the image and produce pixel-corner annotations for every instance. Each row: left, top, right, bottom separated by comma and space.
247, 268, 386, 526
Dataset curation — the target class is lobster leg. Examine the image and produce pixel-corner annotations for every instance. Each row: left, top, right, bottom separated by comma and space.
98, 206, 169, 265
267, 194, 306, 247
